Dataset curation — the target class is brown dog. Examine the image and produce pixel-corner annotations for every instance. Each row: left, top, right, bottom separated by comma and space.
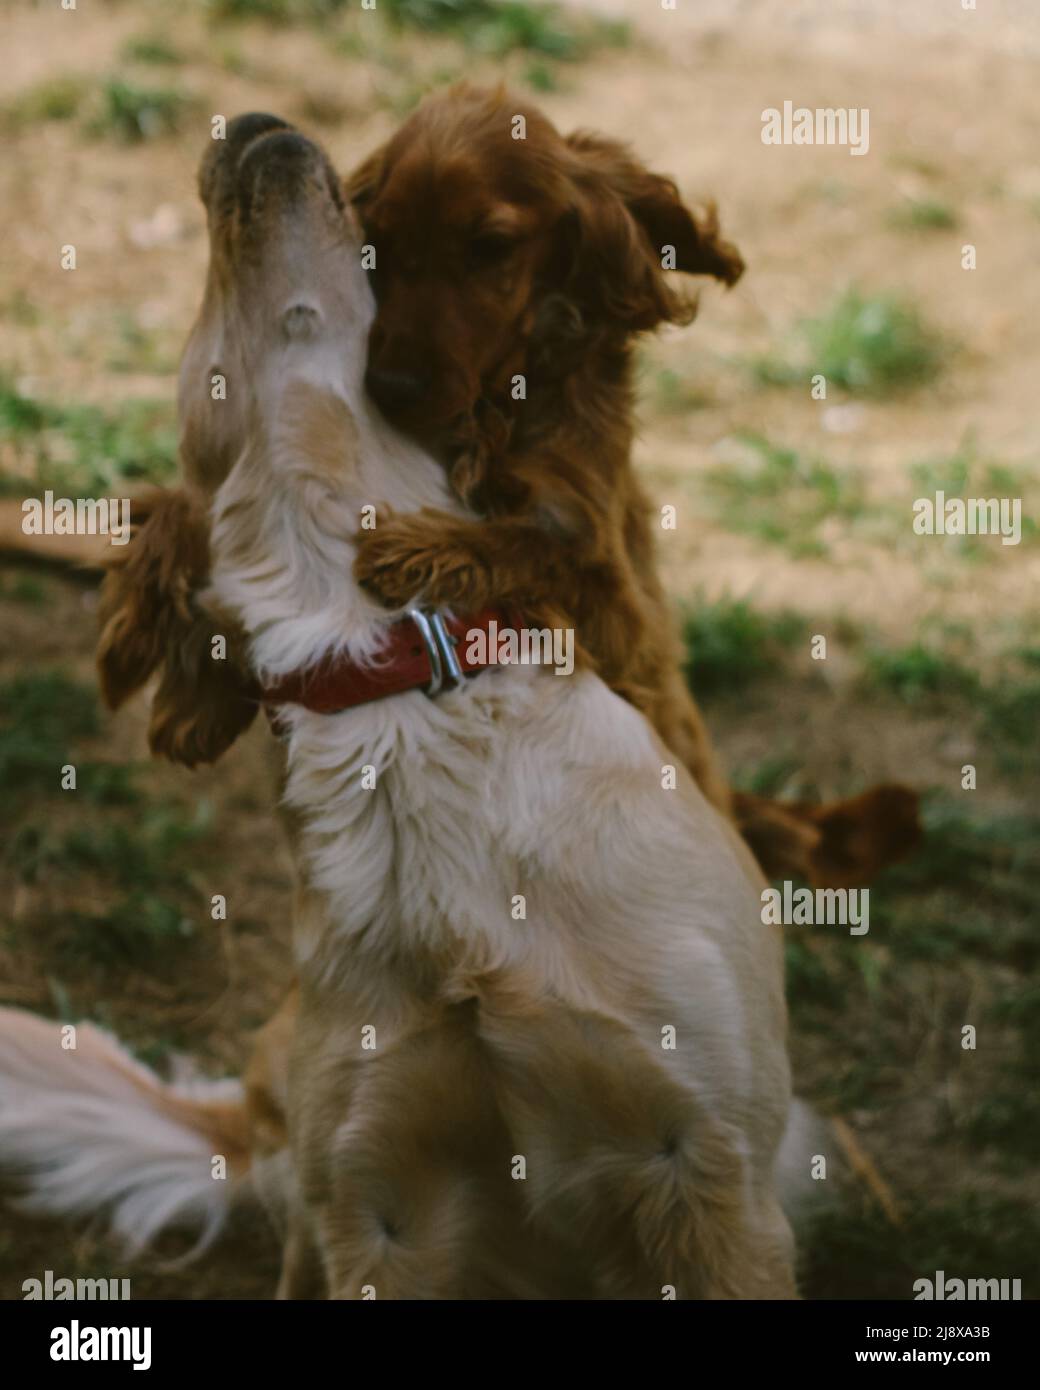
348, 84, 918, 883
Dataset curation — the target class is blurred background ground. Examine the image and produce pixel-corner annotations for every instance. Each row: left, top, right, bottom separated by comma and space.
1, 0, 1038, 1299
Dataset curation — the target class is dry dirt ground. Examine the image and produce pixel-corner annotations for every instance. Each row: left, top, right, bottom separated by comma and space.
1, 0, 1038, 1300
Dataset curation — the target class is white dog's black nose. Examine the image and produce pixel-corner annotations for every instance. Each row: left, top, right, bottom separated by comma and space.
199, 113, 343, 221
236, 128, 325, 198
199, 112, 294, 208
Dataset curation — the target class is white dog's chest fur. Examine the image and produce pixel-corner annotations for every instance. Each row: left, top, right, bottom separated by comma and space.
207, 378, 786, 1129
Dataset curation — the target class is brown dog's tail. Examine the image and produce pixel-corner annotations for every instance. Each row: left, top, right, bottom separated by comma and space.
733, 784, 922, 888
0, 1007, 252, 1258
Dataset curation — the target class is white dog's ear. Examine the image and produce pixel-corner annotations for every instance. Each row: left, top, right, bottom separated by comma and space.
96, 489, 258, 767
96, 491, 207, 711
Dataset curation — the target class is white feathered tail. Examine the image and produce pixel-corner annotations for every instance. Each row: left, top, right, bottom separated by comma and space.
0, 1004, 838, 1263
775, 1096, 841, 1227
0, 1006, 251, 1257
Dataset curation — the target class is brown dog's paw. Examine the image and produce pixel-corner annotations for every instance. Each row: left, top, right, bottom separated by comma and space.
353, 509, 489, 609
352, 510, 437, 607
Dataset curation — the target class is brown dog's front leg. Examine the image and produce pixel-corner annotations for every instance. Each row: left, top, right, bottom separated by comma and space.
352, 508, 579, 615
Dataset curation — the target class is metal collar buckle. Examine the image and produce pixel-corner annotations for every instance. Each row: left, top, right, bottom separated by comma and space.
406, 606, 464, 698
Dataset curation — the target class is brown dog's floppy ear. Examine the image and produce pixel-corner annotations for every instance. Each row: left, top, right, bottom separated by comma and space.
561, 131, 744, 327
625, 186, 744, 288
96, 489, 258, 767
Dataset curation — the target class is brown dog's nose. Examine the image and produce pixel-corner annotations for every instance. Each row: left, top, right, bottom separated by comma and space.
365, 367, 428, 413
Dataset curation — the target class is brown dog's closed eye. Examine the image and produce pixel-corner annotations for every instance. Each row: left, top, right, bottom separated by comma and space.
96, 490, 258, 767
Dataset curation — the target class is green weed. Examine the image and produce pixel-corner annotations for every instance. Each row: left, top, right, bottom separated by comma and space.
121, 34, 187, 66
682, 595, 806, 698
0, 373, 177, 495
752, 290, 947, 395
888, 198, 958, 231
4, 76, 87, 127
382, 0, 627, 59
863, 642, 980, 703
89, 79, 193, 143
706, 432, 865, 557
801, 1193, 1040, 1300
0, 672, 99, 798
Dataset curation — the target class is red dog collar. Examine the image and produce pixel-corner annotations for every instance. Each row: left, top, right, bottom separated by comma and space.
260, 605, 519, 714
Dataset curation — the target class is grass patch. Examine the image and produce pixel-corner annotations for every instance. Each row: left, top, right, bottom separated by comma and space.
784, 939, 838, 1010
59, 810, 210, 887
7, 74, 195, 144
908, 438, 1037, 552
382, 0, 628, 59
0, 668, 210, 972
965, 982, 1040, 1161
68, 891, 195, 967
122, 34, 187, 66
805, 291, 946, 394
706, 432, 865, 557
0, 671, 99, 799
0, 373, 177, 494
739, 753, 806, 798
0, 671, 143, 815
884, 797, 1033, 892
860, 633, 1040, 770
871, 799, 1040, 968
863, 641, 980, 703
682, 596, 806, 698
984, 676, 1040, 762
888, 197, 958, 231
88, 79, 194, 142
0, 573, 49, 605
752, 289, 947, 395
966, 1087, 1040, 1162
911, 439, 983, 498
4, 76, 87, 128
801, 1192, 1040, 1300
204, 0, 350, 20
524, 60, 561, 92
10, 806, 212, 969
789, 793, 1040, 1227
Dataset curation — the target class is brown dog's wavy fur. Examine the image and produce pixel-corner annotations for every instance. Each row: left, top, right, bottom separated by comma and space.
348, 85, 918, 885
